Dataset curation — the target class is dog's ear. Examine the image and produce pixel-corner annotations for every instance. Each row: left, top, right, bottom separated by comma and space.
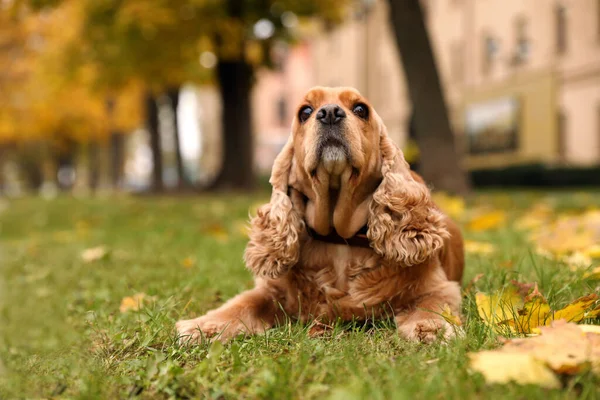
367, 126, 448, 267
244, 136, 305, 278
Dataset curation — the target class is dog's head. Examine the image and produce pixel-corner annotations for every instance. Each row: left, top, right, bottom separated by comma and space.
244, 87, 447, 278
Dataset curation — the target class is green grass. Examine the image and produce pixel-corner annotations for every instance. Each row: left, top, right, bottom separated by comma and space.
1, 190, 600, 399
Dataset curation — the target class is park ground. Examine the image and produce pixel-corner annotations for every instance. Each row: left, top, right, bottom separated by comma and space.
1, 189, 600, 399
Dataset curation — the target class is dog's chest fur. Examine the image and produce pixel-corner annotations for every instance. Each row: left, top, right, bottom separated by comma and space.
278, 240, 423, 322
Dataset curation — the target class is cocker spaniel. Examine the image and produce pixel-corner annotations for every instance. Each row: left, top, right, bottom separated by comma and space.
176, 87, 464, 343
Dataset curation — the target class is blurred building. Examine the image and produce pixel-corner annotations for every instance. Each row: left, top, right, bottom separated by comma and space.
253, 0, 600, 173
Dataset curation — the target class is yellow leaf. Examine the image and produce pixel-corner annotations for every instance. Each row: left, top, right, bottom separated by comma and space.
583, 266, 600, 280
464, 240, 496, 255
233, 220, 249, 238
468, 210, 506, 232
584, 245, 600, 259
514, 204, 553, 231
513, 286, 551, 333
476, 288, 522, 329
441, 304, 462, 326
181, 256, 195, 269
469, 352, 561, 389
548, 294, 599, 324
119, 293, 147, 313
469, 321, 600, 388
203, 223, 229, 243
579, 325, 600, 334
562, 252, 593, 270
81, 246, 108, 263
432, 192, 465, 220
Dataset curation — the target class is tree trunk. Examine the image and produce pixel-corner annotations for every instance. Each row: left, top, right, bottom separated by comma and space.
88, 141, 100, 192
212, 60, 255, 190
145, 91, 163, 192
166, 86, 188, 189
388, 0, 470, 195
110, 131, 124, 189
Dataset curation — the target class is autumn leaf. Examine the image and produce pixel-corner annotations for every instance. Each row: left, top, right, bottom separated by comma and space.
469, 352, 561, 388
511, 284, 550, 332
514, 203, 553, 232
475, 287, 522, 332
81, 246, 109, 263
432, 192, 465, 220
477, 283, 599, 334
181, 256, 195, 269
583, 266, 600, 280
549, 294, 599, 324
202, 223, 229, 243
584, 245, 600, 259
119, 293, 147, 313
469, 321, 600, 388
464, 240, 496, 255
233, 220, 249, 238
467, 210, 506, 232
441, 304, 462, 326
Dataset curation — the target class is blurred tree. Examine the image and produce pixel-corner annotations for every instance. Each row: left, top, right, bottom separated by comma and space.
21, 0, 348, 191
388, 0, 470, 195
0, 1, 143, 190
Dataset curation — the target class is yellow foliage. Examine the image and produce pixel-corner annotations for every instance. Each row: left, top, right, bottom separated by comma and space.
464, 240, 496, 255
469, 321, 600, 388
432, 192, 465, 220
468, 210, 506, 232
119, 293, 148, 313
476, 283, 600, 334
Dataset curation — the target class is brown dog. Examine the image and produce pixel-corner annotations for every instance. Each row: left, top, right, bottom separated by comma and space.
176, 87, 464, 343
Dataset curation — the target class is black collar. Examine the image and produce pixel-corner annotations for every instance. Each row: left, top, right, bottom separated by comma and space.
307, 225, 371, 248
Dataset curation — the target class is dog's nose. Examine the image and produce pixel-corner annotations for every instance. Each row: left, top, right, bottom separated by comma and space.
316, 104, 346, 125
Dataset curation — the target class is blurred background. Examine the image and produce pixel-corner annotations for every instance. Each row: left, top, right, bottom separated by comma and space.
1, 0, 600, 197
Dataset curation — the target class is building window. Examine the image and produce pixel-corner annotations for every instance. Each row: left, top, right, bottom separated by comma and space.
513, 16, 530, 65
556, 4, 567, 54
483, 34, 499, 74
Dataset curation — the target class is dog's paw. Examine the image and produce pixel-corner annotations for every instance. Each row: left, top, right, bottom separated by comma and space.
175, 316, 242, 345
398, 317, 457, 344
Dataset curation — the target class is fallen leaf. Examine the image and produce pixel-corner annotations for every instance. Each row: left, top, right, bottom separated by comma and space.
469, 351, 561, 388
476, 287, 522, 331
584, 245, 600, 259
432, 193, 465, 220
469, 321, 600, 388
81, 246, 108, 263
441, 304, 462, 326
233, 220, 249, 238
477, 284, 599, 334
119, 293, 147, 313
512, 284, 550, 332
464, 240, 496, 255
549, 294, 599, 324
583, 266, 600, 280
181, 256, 195, 269
203, 223, 229, 243
563, 252, 593, 270
468, 210, 506, 232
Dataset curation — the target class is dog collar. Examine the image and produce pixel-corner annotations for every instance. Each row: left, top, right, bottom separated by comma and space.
307, 225, 371, 248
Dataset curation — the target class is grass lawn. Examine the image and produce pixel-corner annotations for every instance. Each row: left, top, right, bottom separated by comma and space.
1, 190, 600, 399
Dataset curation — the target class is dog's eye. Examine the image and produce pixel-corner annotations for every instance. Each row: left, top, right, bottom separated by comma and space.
352, 103, 368, 119
299, 106, 313, 123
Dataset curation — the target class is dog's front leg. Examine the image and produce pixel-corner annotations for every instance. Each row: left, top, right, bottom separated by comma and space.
176, 287, 283, 343
395, 280, 461, 344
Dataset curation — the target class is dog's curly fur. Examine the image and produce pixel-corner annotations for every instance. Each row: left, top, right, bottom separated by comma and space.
176, 87, 465, 344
